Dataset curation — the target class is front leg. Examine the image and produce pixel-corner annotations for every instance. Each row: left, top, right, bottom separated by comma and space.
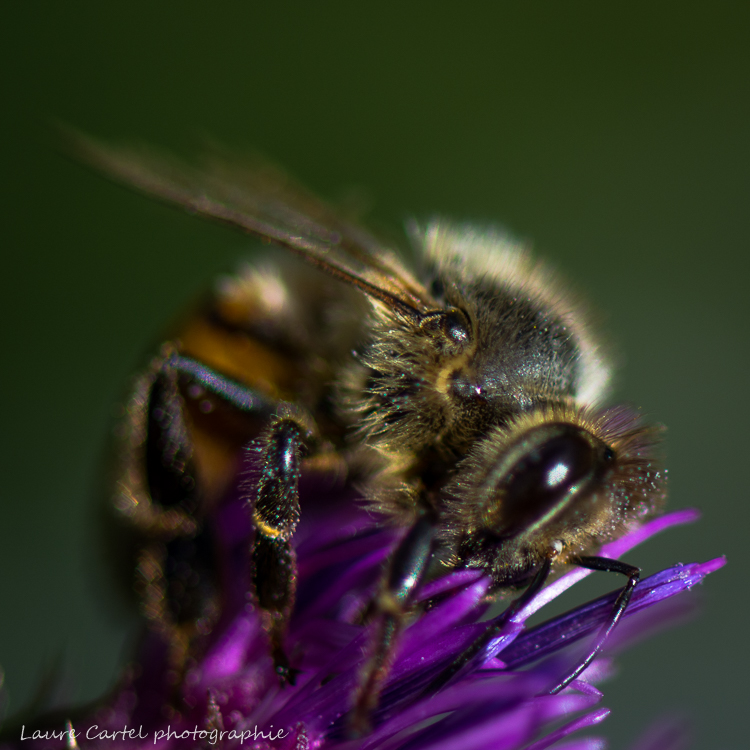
548, 555, 640, 694
350, 513, 437, 736
250, 406, 317, 683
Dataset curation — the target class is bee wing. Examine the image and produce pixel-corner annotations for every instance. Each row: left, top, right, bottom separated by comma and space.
68, 132, 436, 320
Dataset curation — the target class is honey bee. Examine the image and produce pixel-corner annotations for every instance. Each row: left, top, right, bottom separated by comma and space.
72, 134, 665, 733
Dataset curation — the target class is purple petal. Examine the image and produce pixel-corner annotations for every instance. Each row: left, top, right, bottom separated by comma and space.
364, 673, 548, 750
502, 557, 725, 670
417, 569, 486, 601
399, 576, 491, 654
198, 613, 261, 683
399, 698, 539, 750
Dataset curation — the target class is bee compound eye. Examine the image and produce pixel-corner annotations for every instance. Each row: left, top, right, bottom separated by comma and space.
496, 427, 600, 538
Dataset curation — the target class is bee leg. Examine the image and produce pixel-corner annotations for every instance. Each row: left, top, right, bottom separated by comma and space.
166, 354, 320, 683
166, 352, 276, 416
250, 411, 314, 685
417, 557, 553, 702
548, 555, 640, 694
121, 361, 220, 679
350, 513, 436, 736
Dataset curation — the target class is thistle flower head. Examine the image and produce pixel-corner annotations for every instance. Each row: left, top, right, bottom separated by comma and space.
1, 483, 723, 750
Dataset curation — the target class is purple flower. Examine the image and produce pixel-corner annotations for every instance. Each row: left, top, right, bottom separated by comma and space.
2, 476, 723, 750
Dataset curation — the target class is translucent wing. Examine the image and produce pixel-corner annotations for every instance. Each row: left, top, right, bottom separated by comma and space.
67, 131, 436, 320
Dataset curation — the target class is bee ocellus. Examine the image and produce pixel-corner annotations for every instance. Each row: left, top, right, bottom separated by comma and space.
73, 134, 666, 734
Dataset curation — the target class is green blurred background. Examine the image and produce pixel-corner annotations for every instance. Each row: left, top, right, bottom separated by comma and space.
1, 3, 747, 748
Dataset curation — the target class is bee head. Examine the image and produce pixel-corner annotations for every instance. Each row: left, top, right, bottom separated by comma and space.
442, 403, 666, 585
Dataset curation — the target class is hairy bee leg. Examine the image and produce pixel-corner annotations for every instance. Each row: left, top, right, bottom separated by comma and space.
350, 514, 436, 736
126, 363, 220, 676
251, 412, 315, 684
253, 533, 298, 682
548, 555, 640, 694
419, 557, 553, 700
165, 353, 324, 683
